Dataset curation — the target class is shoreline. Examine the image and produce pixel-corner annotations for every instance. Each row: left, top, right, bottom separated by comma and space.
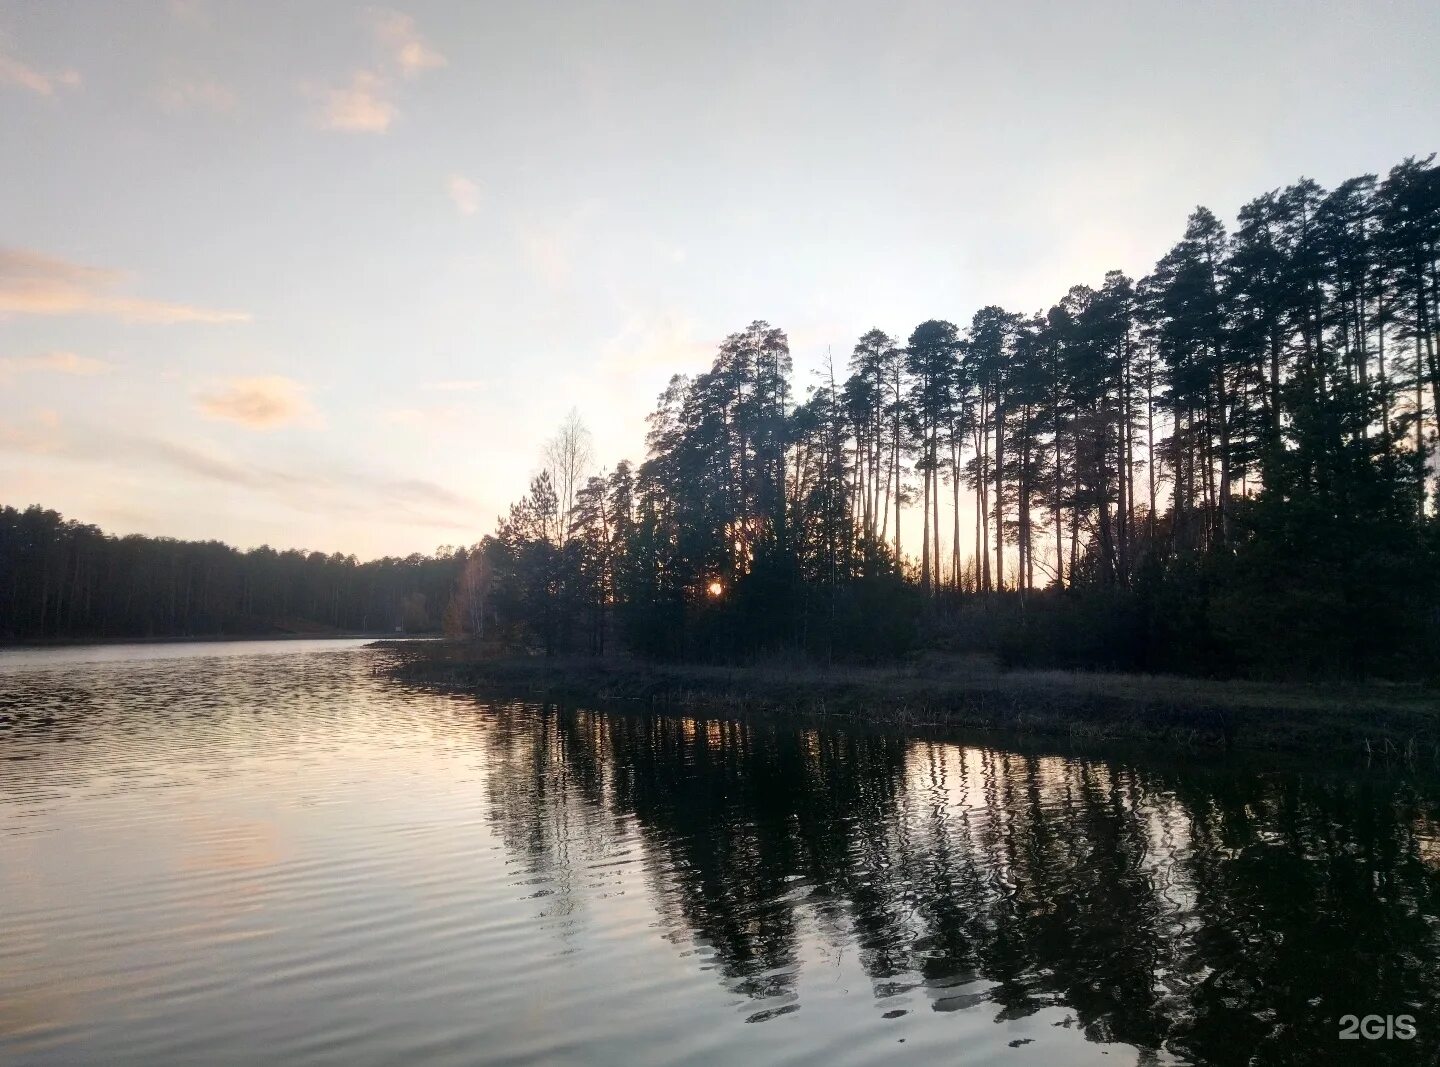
2, 632, 441, 649
379, 642, 1440, 762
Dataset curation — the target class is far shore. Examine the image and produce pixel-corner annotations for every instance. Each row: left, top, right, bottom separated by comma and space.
2, 631, 442, 649
378, 640, 1440, 762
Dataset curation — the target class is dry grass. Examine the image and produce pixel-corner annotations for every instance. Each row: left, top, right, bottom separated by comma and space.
376, 641, 1440, 760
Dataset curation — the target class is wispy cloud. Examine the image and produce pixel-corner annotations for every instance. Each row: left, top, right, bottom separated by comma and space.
307, 9, 444, 134
0, 350, 110, 381
599, 309, 711, 374
307, 70, 396, 132
421, 378, 487, 392
0, 46, 80, 96
0, 408, 61, 453
0, 246, 250, 324
369, 9, 446, 78
196, 376, 317, 429
447, 174, 481, 216
0, 422, 473, 532
382, 403, 467, 427
133, 434, 312, 491
383, 477, 466, 510
153, 77, 237, 116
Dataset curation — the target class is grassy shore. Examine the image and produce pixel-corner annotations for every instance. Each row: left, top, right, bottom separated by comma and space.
378, 640, 1440, 761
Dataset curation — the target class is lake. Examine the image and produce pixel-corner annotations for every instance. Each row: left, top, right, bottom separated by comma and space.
1, 640, 1437, 1065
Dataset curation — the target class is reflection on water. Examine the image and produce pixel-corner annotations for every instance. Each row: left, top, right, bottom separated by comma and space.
1, 642, 1437, 1065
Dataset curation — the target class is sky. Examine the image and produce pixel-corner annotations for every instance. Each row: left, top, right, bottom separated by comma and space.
2, 0, 1437, 559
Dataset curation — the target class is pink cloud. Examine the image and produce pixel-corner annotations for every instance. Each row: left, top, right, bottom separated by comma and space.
369, 9, 446, 78
196, 376, 317, 429
0, 350, 110, 380
307, 70, 397, 132
447, 174, 481, 216
0, 49, 80, 96
307, 11, 445, 134
0, 408, 62, 454
0, 246, 250, 324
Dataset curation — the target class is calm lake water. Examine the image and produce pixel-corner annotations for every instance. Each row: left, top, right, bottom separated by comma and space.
2, 641, 1438, 1066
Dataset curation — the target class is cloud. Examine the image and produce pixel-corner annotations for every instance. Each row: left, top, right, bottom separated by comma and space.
153, 78, 237, 116
0, 422, 474, 532
131, 434, 312, 490
307, 11, 444, 134
307, 70, 396, 132
369, 9, 446, 78
0, 48, 81, 96
447, 174, 481, 216
0, 408, 61, 453
0, 350, 110, 381
421, 378, 486, 392
382, 403, 467, 427
599, 310, 711, 374
196, 376, 317, 429
0, 246, 250, 324
382, 477, 466, 509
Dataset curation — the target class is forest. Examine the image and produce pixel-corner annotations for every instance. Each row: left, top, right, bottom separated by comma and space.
7, 154, 1440, 679
465, 154, 1440, 680
0, 504, 467, 640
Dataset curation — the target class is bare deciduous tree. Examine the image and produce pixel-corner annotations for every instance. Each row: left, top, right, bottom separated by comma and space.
544, 408, 594, 544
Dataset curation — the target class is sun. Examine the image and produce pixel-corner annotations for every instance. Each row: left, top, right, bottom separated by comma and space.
707, 580, 723, 598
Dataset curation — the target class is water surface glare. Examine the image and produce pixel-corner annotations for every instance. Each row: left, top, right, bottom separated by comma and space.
1, 641, 1438, 1065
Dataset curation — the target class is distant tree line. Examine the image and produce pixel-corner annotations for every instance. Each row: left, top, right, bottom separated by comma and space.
463, 155, 1440, 679
0, 505, 466, 640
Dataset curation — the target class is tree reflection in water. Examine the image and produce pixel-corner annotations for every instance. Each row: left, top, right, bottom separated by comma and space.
477, 703, 1440, 1064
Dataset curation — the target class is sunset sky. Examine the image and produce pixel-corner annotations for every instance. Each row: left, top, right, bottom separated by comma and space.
3, 0, 1437, 558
